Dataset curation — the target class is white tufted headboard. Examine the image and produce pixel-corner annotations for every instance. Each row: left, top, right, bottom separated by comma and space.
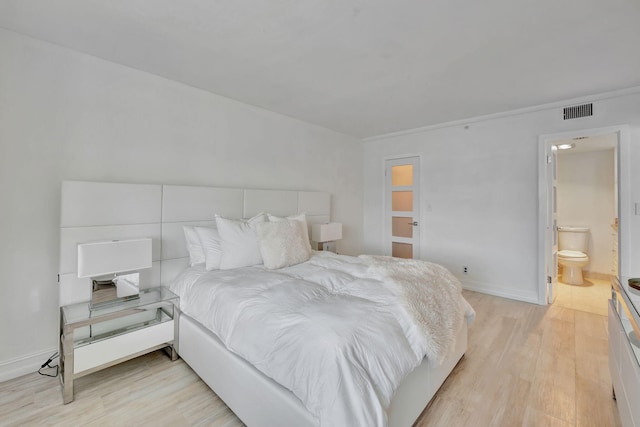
59, 181, 331, 306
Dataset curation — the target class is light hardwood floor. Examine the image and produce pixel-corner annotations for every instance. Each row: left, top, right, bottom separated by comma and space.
0, 290, 621, 427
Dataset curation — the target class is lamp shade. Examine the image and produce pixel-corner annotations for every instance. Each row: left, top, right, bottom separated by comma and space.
311, 223, 342, 242
77, 238, 152, 278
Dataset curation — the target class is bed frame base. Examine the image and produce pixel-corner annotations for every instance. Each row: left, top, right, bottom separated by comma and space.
179, 314, 467, 427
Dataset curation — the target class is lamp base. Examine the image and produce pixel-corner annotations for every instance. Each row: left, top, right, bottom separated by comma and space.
91, 272, 140, 308
312, 241, 337, 253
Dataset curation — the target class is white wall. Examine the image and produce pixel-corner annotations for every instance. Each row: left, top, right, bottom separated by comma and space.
557, 149, 615, 275
0, 28, 363, 380
363, 91, 640, 303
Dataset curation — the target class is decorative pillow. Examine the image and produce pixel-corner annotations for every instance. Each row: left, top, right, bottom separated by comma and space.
267, 213, 312, 251
194, 226, 223, 271
257, 219, 312, 269
216, 213, 266, 269
183, 226, 206, 266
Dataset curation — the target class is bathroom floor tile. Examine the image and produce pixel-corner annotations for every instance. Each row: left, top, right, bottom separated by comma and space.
553, 277, 610, 316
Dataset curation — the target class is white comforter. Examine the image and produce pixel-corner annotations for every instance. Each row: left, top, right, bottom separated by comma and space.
170, 252, 474, 427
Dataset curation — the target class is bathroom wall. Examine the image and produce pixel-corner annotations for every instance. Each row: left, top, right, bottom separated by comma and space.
557, 149, 616, 275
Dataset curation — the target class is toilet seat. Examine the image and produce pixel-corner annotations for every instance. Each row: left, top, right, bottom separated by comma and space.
558, 250, 587, 259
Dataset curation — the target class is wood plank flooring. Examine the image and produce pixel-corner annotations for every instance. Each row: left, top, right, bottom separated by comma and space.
0, 290, 621, 427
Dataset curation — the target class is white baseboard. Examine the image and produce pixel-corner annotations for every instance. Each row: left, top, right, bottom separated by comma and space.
461, 279, 541, 305
0, 348, 58, 383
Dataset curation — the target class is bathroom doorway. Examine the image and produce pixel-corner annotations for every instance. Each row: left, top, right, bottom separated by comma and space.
552, 133, 617, 315
538, 125, 630, 312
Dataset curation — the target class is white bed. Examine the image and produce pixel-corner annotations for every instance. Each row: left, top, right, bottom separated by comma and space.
59, 181, 473, 427
171, 254, 473, 427
181, 315, 468, 427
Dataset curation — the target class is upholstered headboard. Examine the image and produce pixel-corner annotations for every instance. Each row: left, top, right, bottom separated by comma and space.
59, 181, 331, 306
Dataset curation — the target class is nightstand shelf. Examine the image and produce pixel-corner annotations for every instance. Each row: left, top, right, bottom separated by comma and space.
59, 287, 179, 404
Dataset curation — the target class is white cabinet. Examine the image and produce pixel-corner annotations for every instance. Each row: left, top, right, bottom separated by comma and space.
610, 277, 640, 427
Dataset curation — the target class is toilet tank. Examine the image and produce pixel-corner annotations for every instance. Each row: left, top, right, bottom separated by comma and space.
558, 226, 589, 252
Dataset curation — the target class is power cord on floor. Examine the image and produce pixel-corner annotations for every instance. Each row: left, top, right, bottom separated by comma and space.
38, 352, 59, 377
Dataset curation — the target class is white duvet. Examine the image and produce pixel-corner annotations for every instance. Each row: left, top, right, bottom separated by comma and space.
170, 252, 474, 427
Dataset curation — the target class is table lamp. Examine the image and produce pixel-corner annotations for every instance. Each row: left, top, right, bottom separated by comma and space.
311, 223, 342, 253
77, 238, 152, 307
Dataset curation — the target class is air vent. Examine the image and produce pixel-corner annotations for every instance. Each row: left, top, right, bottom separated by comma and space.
563, 103, 593, 120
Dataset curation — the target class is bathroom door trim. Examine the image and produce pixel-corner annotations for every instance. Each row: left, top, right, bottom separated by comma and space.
537, 125, 630, 305
543, 142, 559, 304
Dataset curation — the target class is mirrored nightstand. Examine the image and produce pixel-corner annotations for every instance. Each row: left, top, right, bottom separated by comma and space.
59, 287, 179, 403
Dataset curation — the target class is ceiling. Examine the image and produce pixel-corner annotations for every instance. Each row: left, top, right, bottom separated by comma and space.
555, 133, 617, 154
1, 0, 639, 138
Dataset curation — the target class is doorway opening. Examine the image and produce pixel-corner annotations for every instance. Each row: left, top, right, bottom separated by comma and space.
539, 125, 630, 310
554, 134, 617, 315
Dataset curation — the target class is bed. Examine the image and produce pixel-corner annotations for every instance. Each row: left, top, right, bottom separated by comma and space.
59, 181, 474, 427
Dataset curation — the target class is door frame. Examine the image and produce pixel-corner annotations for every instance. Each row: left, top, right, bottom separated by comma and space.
537, 125, 630, 305
384, 154, 422, 258
542, 141, 559, 304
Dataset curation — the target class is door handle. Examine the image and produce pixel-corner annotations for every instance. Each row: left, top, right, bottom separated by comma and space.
408, 221, 418, 226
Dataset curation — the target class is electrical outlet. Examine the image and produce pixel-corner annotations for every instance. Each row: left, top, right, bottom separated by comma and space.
463, 266, 468, 274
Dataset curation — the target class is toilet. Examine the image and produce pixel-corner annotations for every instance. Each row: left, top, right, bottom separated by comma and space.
557, 226, 590, 285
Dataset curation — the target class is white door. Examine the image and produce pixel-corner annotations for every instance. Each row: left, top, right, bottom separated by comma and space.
545, 144, 558, 303
385, 157, 420, 259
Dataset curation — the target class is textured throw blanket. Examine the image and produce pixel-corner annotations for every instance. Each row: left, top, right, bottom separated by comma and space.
360, 255, 464, 363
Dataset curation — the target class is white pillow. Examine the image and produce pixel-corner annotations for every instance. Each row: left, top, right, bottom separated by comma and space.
183, 226, 205, 266
267, 213, 312, 251
257, 219, 312, 269
194, 226, 223, 271
216, 213, 266, 269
